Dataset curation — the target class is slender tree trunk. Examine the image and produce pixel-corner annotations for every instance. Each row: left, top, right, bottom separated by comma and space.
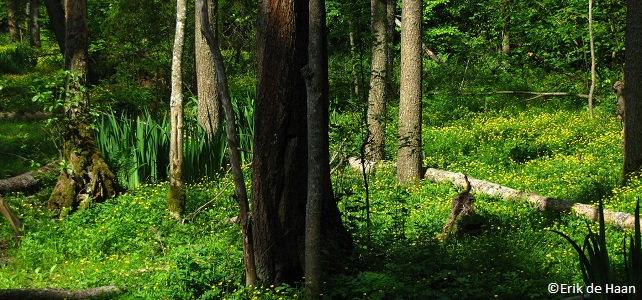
254, 0, 350, 286
348, 18, 360, 101
501, 0, 510, 55
166, 0, 187, 220
44, 0, 65, 55
48, 0, 117, 215
303, 0, 326, 296
397, 0, 422, 183
386, 0, 396, 96
198, 0, 257, 285
29, 0, 41, 48
195, 0, 220, 140
366, 0, 388, 161
623, 0, 642, 180
588, 0, 596, 118
7, 0, 19, 43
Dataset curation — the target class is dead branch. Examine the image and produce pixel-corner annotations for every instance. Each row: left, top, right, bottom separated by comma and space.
0, 285, 122, 300
425, 168, 640, 230
0, 197, 22, 237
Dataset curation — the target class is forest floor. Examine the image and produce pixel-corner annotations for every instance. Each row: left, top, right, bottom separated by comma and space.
0, 101, 637, 299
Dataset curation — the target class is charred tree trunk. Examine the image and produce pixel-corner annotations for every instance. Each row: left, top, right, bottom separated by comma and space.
166, 0, 187, 220
48, 0, 117, 216
254, 0, 350, 286
195, 0, 220, 140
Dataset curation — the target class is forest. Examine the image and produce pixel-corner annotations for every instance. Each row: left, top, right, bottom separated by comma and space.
0, 0, 641, 299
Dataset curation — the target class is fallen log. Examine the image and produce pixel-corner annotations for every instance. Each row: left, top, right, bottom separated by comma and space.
429, 90, 590, 101
424, 168, 639, 230
0, 285, 123, 300
0, 163, 58, 195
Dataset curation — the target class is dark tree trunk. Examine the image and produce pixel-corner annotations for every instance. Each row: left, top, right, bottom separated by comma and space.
623, 0, 642, 180
7, 0, 20, 43
253, 0, 350, 286
44, 0, 65, 55
48, 0, 117, 216
29, 0, 41, 48
195, 0, 220, 140
397, 0, 423, 183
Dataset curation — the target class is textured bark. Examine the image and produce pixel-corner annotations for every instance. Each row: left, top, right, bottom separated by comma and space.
167, 0, 187, 220
198, 0, 257, 285
366, 0, 388, 161
623, 0, 642, 180
424, 168, 642, 230
7, 0, 19, 43
394, 18, 446, 67
303, 0, 327, 296
501, 0, 510, 55
0, 285, 122, 300
0, 163, 57, 194
29, 0, 41, 48
397, 0, 423, 183
195, 0, 220, 140
588, 0, 595, 117
49, 0, 117, 215
254, 0, 350, 286
44, 0, 65, 55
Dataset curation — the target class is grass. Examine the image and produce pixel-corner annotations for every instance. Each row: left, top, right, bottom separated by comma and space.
0, 120, 58, 178
0, 100, 636, 299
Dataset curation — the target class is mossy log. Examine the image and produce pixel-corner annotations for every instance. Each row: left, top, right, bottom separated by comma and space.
0, 285, 122, 300
424, 168, 640, 230
0, 163, 58, 195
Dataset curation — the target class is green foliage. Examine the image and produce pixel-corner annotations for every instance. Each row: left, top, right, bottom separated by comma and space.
0, 43, 37, 74
0, 120, 57, 178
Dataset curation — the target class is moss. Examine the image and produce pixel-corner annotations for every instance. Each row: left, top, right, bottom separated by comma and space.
166, 184, 186, 220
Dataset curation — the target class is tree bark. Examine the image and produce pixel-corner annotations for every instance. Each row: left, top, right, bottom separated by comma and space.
29, 0, 41, 48
394, 18, 446, 67
0, 285, 122, 300
0, 163, 57, 195
0, 196, 23, 236
397, 0, 423, 183
366, 0, 388, 161
7, 0, 20, 43
48, 0, 117, 215
254, 0, 350, 286
303, 0, 327, 296
501, 0, 510, 55
44, 0, 65, 55
588, 0, 596, 118
198, 0, 257, 286
424, 168, 642, 230
195, 0, 220, 140
166, 0, 187, 221
623, 0, 642, 181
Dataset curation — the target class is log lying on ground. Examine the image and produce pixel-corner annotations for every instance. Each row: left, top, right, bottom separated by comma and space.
0, 111, 52, 121
0, 163, 58, 195
424, 168, 639, 230
0, 285, 122, 300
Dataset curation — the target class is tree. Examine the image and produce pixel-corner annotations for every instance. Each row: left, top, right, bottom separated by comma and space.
253, 0, 350, 286
623, 0, 642, 180
303, 0, 327, 296
588, 0, 595, 118
366, 0, 389, 161
48, 0, 117, 215
7, 0, 20, 43
198, 0, 257, 285
195, 0, 220, 140
166, 0, 187, 220
44, 0, 65, 54
397, 0, 422, 183
29, 0, 41, 47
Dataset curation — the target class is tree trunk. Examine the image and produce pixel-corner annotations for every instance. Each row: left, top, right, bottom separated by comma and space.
397, 0, 422, 183
166, 0, 187, 220
44, 0, 65, 55
48, 0, 117, 215
501, 0, 510, 55
0, 285, 122, 300
303, 0, 327, 296
29, 0, 41, 48
588, 0, 595, 118
198, 0, 257, 285
394, 18, 446, 67
254, 0, 350, 286
424, 168, 642, 230
195, 0, 220, 140
623, 0, 642, 181
7, 0, 20, 43
366, 0, 388, 161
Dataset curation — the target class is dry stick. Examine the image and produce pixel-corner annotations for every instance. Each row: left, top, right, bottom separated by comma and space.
198, 0, 257, 286
424, 168, 641, 230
